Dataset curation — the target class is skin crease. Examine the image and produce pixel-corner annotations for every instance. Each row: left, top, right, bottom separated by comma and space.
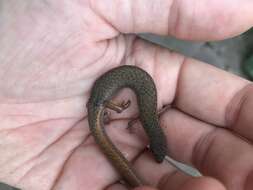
0, 0, 253, 189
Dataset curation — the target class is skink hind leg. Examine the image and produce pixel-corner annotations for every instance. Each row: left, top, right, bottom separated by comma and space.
105, 100, 131, 113
101, 100, 131, 124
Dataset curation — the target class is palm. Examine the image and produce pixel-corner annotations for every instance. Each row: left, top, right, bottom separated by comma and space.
0, 1, 129, 189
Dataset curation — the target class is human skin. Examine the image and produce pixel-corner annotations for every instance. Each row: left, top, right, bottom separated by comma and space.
0, 0, 253, 190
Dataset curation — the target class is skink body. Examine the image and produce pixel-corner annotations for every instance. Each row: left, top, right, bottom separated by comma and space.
87, 65, 167, 187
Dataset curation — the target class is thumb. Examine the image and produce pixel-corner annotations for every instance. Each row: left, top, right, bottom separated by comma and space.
91, 0, 253, 40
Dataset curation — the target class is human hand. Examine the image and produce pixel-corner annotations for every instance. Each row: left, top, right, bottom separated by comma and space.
0, 1, 253, 190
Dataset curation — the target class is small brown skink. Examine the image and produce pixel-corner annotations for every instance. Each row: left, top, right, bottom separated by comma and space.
87, 65, 167, 187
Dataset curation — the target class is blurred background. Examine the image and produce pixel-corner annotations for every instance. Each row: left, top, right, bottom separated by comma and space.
140, 28, 253, 80
1, 28, 253, 189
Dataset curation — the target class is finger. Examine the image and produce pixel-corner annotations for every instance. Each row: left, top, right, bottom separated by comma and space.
158, 176, 226, 190
126, 38, 249, 128
160, 108, 253, 189
160, 176, 225, 190
226, 84, 253, 142
132, 152, 225, 190
107, 177, 225, 190
133, 178, 225, 190
174, 57, 249, 127
91, 0, 253, 40
174, 56, 253, 141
